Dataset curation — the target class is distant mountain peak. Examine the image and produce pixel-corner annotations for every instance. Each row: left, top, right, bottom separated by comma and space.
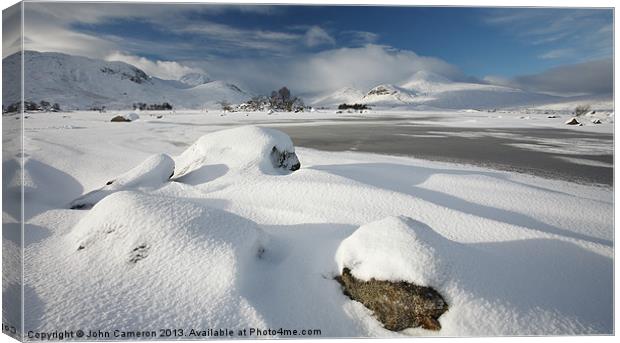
362, 84, 417, 104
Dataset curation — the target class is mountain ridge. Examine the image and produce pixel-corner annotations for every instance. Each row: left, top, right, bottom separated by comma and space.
2, 50, 249, 110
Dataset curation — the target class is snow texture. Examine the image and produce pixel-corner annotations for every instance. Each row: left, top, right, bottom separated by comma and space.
69, 153, 174, 209
58, 191, 267, 330
9, 109, 613, 337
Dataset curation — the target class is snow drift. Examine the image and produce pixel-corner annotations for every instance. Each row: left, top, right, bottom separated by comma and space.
69, 153, 174, 209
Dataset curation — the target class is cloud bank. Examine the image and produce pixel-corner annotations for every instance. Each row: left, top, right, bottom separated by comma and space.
106, 52, 204, 80
191, 44, 468, 95
486, 59, 612, 96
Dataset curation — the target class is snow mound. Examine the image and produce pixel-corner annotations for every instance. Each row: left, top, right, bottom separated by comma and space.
63, 191, 268, 328
124, 112, 140, 121
70, 191, 266, 263
335, 216, 448, 287
174, 126, 300, 177
69, 153, 174, 209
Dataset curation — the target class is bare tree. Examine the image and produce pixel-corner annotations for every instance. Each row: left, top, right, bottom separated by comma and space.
575, 104, 591, 116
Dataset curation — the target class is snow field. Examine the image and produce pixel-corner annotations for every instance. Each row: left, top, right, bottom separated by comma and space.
8, 113, 613, 337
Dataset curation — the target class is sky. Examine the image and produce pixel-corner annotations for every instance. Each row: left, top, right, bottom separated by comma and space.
3, 2, 614, 96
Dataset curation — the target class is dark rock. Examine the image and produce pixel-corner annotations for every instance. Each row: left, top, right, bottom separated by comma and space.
270, 146, 301, 172
110, 115, 130, 122
565, 117, 580, 125
70, 203, 89, 210
335, 267, 448, 331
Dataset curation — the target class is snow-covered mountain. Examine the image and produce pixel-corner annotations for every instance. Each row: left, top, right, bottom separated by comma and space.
311, 87, 366, 107
361, 84, 418, 105
311, 70, 565, 109
179, 72, 212, 87
2, 51, 249, 110
399, 71, 561, 109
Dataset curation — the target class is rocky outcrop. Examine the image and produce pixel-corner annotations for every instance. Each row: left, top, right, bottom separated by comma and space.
335, 268, 448, 331
270, 146, 300, 171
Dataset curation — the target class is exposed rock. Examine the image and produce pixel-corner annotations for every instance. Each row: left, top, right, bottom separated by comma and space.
565, 117, 580, 125
591, 119, 602, 124
335, 267, 448, 331
110, 115, 130, 122
270, 146, 300, 171
367, 85, 397, 96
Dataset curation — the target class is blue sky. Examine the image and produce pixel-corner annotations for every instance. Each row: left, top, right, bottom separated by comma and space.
10, 3, 614, 95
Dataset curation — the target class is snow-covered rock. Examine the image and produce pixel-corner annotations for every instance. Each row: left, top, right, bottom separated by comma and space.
591, 118, 602, 124
565, 117, 581, 125
174, 126, 300, 177
336, 216, 447, 287
111, 112, 140, 122
69, 153, 174, 209
64, 191, 268, 328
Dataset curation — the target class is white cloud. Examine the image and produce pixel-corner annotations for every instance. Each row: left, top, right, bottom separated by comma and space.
176, 22, 301, 54
304, 26, 335, 47
539, 48, 574, 60
484, 8, 612, 62
2, 3, 22, 58
23, 22, 117, 59
106, 52, 204, 80
341, 30, 380, 45
197, 44, 466, 95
